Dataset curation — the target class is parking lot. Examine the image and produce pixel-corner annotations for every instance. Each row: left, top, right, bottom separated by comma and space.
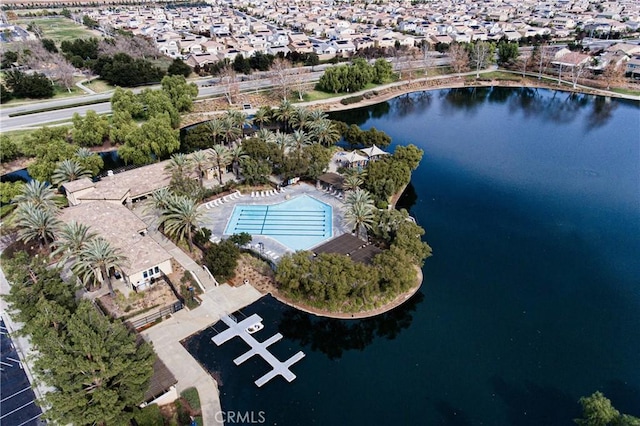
1, 316, 43, 426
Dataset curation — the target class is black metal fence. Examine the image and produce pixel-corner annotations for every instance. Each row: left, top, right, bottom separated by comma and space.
127, 301, 183, 330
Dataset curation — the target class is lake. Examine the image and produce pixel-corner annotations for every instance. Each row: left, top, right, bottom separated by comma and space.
184, 87, 640, 425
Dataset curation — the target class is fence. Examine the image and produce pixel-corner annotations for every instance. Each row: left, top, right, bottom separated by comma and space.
127, 301, 183, 330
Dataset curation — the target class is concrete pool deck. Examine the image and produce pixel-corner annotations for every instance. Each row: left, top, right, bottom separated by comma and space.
200, 182, 350, 261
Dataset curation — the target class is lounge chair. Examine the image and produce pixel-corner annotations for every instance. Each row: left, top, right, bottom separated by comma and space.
205, 203, 212, 210
237, 191, 244, 197
251, 191, 255, 198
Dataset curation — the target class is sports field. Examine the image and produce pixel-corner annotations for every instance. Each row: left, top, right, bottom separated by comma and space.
16, 17, 98, 43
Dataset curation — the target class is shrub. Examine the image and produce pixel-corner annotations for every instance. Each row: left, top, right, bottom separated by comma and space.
181, 387, 201, 411
133, 404, 164, 426
340, 95, 364, 105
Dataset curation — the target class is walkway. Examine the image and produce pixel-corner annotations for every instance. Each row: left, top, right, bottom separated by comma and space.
131, 201, 218, 292
141, 283, 262, 426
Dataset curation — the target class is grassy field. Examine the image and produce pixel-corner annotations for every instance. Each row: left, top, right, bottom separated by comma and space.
83, 79, 117, 94
16, 17, 98, 43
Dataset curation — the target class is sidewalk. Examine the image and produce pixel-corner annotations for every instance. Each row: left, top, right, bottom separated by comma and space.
141, 283, 262, 426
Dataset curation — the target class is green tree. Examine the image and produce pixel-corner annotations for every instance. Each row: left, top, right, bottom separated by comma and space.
51, 221, 97, 267
109, 110, 137, 145
41, 38, 58, 53
164, 153, 193, 180
4, 69, 54, 98
373, 58, 393, 83
74, 147, 104, 177
203, 239, 240, 282
139, 88, 180, 128
253, 105, 272, 129
497, 41, 520, 66
274, 99, 295, 132
0, 181, 25, 206
161, 74, 198, 113
110, 87, 144, 118
308, 119, 340, 147
51, 159, 91, 186
36, 301, 154, 426
167, 58, 192, 77
575, 391, 620, 426
72, 110, 110, 147
119, 113, 179, 165
393, 144, 424, 170
161, 195, 203, 252
72, 237, 126, 294
240, 157, 271, 185
28, 139, 79, 183
15, 203, 61, 253
0, 134, 21, 162
209, 144, 232, 185
13, 179, 58, 211
182, 123, 213, 152
229, 145, 248, 179
344, 188, 376, 240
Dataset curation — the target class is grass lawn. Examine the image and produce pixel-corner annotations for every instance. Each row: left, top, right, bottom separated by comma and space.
301, 90, 339, 102
16, 17, 97, 44
83, 79, 117, 94
611, 87, 640, 96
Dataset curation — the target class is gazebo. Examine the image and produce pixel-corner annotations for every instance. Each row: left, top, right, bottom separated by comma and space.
341, 150, 368, 169
359, 144, 389, 161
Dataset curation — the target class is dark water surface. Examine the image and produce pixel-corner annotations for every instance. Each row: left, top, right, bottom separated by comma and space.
185, 88, 640, 425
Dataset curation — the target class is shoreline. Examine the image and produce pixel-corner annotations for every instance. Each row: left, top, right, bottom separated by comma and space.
263, 265, 423, 320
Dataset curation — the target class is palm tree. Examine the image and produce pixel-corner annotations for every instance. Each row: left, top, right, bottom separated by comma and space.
291, 106, 311, 130
208, 118, 224, 145
221, 115, 242, 145
274, 99, 295, 132
161, 195, 203, 252
51, 159, 92, 186
164, 153, 193, 179
309, 109, 328, 124
51, 221, 97, 266
253, 106, 272, 129
344, 188, 376, 240
290, 130, 310, 161
13, 180, 58, 211
225, 109, 250, 137
309, 118, 340, 147
190, 151, 210, 187
73, 237, 126, 295
229, 145, 248, 179
273, 131, 294, 158
15, 203, 61, 253
254, 128, 275, 144
343, 174, 364, 192
209, 144, 232, 185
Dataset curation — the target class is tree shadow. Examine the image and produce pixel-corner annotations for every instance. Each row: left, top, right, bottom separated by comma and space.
490, 375, 579, 426
277, 291, 424, 359
601, 379, 640, 417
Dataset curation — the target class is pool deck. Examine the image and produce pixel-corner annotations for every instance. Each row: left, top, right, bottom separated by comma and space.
200, 182, 349, 262
212, 313, 305, 387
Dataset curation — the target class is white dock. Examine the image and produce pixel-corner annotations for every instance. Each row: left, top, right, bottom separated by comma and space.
212, 314, 305, 387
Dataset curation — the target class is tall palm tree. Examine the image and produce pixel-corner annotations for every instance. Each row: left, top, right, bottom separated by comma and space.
15, 203, 61, 253
343, 174, 364, 192
254, 128, 275, 144
51, 221, 97, 266
225, 109, 250, 137
209, 144, 232, 185
190, 151, 210, 187
229, 145, 248, 179
73, 237, 126, 295
51, 159, 92, 186
13, 180, 58, 211
290, 130, 310, 161
165, 153, 193, 179
274, 99, 295, 132
344, 188, 376, 240
309, 109, 328, 124
309, 118, 340, 147
291, 106, 311, 130
208, 118, 224, 145
161, 195, 203, 252
253, 106, 272, 129
221, 116, 242, 146
273, 131, 294, 158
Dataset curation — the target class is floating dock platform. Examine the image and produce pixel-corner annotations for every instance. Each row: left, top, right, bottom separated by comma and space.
212, 314, 305, 387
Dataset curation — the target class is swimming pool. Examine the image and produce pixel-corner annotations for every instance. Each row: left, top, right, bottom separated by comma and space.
224, 195, 332, 251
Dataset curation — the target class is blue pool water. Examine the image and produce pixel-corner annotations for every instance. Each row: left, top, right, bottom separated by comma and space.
224, 195, 332, 251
